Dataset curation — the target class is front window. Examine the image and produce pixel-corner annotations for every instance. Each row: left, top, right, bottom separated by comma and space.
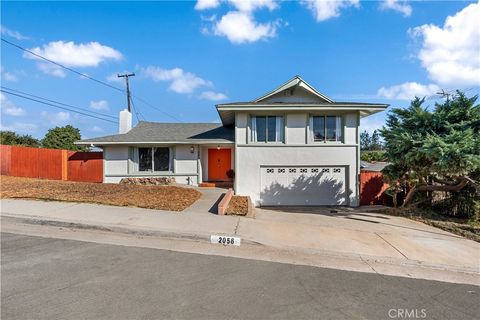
311, 116, 342, 142
252, 115, 284, 143
137, 147, 171, 172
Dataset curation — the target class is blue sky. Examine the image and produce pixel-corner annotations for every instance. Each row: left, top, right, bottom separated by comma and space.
1, 0, 479, 139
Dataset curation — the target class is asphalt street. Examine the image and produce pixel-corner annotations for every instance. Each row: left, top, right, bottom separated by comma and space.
1, 232, 478, 320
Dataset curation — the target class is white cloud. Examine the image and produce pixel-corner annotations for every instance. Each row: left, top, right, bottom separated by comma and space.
24, 41, 123, 77
0, 25, 29, 40
360, 114, 386, 134
0, 122, 37, 133
106, 73, 124, 83
41, 111, 71, 125
377, 82, 440, 100
214, 11, 278, 44
142, 66, 212, 94
199, 91, 228, 101
228, 0, 278, 12
380, 0, 412, 17
410, 1, 480, 87
195, 0, 220, 10
90, 126, 104, 133
301, 0, 360, 22
89, 100, 109, 110
0, 66, 18, 82
36, 63, 66, 78
0, 92, 25, 116
197, 0, 281, 44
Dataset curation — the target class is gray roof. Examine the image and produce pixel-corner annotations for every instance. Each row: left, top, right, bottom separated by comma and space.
217, 101, 387, 106
77, 121, 234, 145
360, 161, 390, 172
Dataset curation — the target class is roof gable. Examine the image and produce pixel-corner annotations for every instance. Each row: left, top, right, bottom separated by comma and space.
254, 76, 334, 104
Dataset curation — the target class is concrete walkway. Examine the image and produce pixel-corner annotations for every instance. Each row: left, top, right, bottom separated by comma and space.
1, 198, 479, 285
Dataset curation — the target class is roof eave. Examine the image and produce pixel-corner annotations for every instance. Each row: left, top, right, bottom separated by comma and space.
75, 140, 235, 146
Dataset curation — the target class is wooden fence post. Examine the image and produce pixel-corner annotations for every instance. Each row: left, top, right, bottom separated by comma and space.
61, 150, 68, 181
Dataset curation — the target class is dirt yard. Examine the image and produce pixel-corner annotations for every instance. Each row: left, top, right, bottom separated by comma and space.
0, 176, 201, 211
225, 195, 248, 216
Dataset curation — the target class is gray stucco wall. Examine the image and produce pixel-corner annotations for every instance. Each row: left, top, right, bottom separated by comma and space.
234, 111, 360, 206
103, 145, 199, 185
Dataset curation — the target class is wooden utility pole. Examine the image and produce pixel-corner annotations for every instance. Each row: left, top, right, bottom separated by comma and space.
118, 72, 135, 112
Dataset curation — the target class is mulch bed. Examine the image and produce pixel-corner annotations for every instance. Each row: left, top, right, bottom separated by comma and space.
0, 175, 201, 212
225, 195, 248, 216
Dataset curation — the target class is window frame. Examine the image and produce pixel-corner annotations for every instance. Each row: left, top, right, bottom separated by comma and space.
310, 115, 343, 143
250, 115, 285, 144
134, 146, 173, 173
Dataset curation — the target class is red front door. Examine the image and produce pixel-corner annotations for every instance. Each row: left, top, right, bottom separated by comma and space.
208, 149, 231, 181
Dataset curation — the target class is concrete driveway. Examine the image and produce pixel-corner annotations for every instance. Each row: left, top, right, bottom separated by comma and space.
1, 199, 478, 283
239, 207, 480, 275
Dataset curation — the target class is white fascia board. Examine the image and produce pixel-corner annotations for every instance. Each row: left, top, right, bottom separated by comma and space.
75, 141, 235, 146
217, 104, 388, 111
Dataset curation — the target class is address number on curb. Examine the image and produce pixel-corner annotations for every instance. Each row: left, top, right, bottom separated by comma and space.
210, 235, 241, 246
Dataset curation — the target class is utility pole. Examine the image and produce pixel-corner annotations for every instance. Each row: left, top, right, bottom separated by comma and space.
436, 89, 451, 102
118, 72, 135, 112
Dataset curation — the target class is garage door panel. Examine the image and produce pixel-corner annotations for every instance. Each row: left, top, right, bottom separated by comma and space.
260, 166, 347, 206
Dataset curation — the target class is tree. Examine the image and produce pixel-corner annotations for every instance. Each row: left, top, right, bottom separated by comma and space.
370, 130, 383, 151
360, 131, 372, 151
42, 125, 86, 151
360, 130, 383, 151
380, 92, 480, 208
0, 131, 40, 147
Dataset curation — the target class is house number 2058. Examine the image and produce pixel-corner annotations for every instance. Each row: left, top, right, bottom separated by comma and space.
210, 235, 241, 246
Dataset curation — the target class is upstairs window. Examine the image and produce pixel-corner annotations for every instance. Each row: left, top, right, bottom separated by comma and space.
311, 116, 342, 142
137, 147, 171, 172
251, 116, 284, 143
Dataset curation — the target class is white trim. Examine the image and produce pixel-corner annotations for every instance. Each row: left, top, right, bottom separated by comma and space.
217, 104, 387, 109
134, 146, 173, 173
253, 76, 334, 103
76, 141, 235, 146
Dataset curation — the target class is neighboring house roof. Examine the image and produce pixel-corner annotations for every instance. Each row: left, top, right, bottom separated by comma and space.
360, 161, 390, 172
76, 121, 234, 145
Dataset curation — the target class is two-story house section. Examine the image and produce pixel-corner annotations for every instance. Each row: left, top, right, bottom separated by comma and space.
78, 76, 388, 207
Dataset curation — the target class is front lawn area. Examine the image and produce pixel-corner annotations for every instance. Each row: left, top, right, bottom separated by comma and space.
0, 175, 202, 211
374, 206, 480, 243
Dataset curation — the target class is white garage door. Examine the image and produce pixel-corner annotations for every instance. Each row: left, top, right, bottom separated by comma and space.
260, 166, 347, 206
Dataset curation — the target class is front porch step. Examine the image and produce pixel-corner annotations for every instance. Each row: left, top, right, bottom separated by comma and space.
199, 182, 233, 188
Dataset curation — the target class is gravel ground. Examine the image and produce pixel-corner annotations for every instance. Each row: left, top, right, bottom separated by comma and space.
0, 175, 201, 211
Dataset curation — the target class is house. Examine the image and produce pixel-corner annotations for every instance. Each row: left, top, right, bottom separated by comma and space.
77, 76, 388, 207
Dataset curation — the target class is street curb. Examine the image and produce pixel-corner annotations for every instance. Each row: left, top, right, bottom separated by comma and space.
0, 214, 261, 246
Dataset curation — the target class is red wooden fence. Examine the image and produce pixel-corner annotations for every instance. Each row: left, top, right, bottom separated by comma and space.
1, 145, 11, 175
0, 145, 103, 183
67, 151, 103, 182
359, 171, 390, 205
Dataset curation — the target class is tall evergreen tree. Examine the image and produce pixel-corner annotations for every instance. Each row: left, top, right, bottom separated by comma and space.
380, 92, 480, 207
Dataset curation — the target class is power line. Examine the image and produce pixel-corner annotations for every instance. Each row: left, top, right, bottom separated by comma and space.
1, 38, 125, 94
130, 93, 183, 122
1, 86, 118, 120
2, 37, 183, 122
1, 89, 117, 124
130, 96, 145, 122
